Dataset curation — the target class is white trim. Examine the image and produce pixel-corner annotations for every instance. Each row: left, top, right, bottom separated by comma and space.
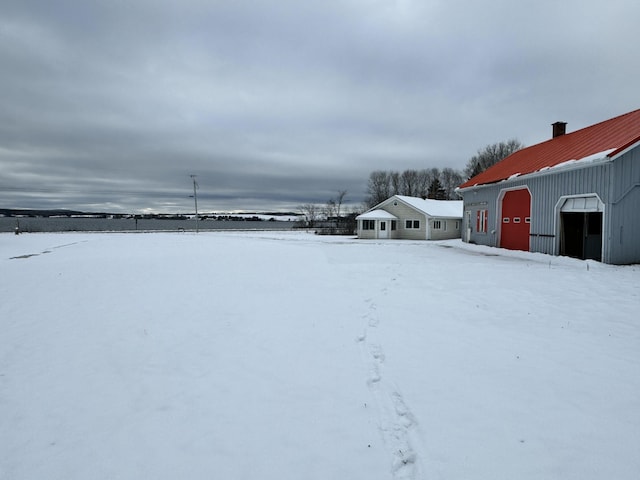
378, 220, 389, 239
553, 193, 605, 258
608, 139, 640, 161
356, 209, 398, 220
560, 196, 603, 212
404, 219, 421, 229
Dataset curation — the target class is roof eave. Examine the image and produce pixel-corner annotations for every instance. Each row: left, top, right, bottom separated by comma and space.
457, 155, 619, 193
365, 194, 401, 213
608, 136, 640, 159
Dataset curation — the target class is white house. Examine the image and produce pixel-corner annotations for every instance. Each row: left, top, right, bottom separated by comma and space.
356, 195, 463, 240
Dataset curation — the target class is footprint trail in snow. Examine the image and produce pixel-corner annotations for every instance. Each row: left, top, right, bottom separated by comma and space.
358, 281, 422, 479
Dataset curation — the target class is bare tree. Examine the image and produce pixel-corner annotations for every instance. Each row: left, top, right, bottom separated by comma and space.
324, 199, 336, 219
416, 169, 433, 199
299, 204, 320, 228
389, 171, 401, 196
366, 171, 392, 207
400, 170, 419, 197
366, 166, 465, 205
324, 191, 348, 219
464, 139, 524, 180
335, 190, 347, 218
440, 167, 464, 199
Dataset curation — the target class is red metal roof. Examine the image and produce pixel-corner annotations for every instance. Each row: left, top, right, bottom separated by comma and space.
458, 108, 640, 189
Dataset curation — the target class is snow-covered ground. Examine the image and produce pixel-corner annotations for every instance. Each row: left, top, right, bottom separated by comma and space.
1, 231, 638, 480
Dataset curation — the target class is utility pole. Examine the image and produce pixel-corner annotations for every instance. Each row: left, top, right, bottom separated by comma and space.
190, 174, 199, 233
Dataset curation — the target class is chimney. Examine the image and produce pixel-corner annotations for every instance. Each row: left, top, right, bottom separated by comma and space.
552, 121, 567, 138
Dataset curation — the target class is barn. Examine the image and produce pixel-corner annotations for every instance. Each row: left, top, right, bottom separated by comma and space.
456, 108, 640, 265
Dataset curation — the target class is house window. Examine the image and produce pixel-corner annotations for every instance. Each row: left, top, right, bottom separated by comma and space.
433, 220, 442, 230
362, 220, 375, 230
391, 220, 397, 231
406, 220, 420, 229
476, 209, 489, 233
380, 222, 386, 231
455, 221, 460, 230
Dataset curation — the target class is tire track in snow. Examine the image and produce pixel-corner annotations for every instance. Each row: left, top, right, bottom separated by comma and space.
358, 280, 422, 479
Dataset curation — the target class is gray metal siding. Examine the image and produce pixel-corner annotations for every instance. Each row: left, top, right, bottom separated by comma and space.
461, 145, 639, 263
529, 163, 612, 256
461, 188, 496, 246
462, 163, 612, 254
609, 147, 640, 264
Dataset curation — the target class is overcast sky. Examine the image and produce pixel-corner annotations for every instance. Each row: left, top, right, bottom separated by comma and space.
1, 0, 638, 213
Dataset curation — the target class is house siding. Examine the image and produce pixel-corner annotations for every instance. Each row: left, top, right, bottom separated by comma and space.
380, 200, 427, 240
357, 220, 378, 240
358, 196, 464, 240
461, 147, 640, 264
429, 218, 462, 240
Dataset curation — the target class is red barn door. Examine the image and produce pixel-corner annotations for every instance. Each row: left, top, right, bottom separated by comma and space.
500, 189, 531, 251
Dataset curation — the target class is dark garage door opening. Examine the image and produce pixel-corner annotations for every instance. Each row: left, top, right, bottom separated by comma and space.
560, 211, 602, 261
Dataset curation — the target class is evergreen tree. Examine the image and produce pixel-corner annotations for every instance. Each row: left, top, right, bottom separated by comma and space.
427, 178, 447, 200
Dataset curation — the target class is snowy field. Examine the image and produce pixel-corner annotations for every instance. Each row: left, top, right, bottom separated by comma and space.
1, 231, 639, 480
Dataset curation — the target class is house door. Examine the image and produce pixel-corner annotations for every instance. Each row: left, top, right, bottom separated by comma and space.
500, 189, 531, 251
465, 211, 472, 242
379, 220, 388, 239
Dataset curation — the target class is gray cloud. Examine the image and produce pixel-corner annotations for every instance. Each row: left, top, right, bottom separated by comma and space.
1, 0, 638, 213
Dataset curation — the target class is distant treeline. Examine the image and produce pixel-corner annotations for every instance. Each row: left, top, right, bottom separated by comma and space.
365, 167, 464, 207
364, 139, 525, 208
0, 208, 87, 217
0, 209, 298, 220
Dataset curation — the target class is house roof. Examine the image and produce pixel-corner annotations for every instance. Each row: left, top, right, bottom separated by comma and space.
381, 195, 463, 218
356, 209, 398, 220
458, 108, 640, 190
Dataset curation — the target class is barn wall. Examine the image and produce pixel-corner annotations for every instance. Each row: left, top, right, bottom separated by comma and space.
461, 188, 497, 246
609, 147, 640, 264
461, 145, 640, 264
462, 162, 613, 255
529, 163, 612, 256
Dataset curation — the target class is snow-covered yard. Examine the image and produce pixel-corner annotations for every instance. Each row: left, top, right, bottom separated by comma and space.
1, 231, 639, 479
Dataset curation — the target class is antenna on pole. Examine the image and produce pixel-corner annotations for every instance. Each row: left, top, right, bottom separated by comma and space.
190, 174, 199, 233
